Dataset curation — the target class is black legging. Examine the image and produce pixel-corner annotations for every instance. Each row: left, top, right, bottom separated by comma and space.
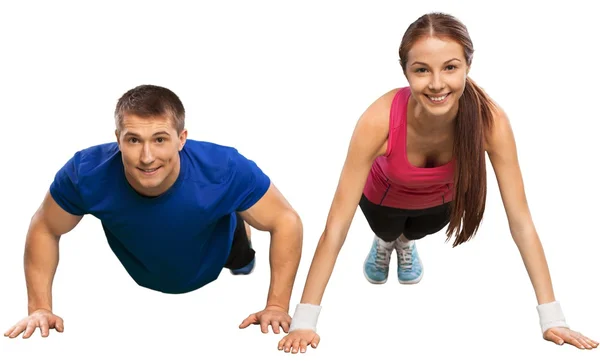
359, 194, 451, 242
223, 213, 255, 269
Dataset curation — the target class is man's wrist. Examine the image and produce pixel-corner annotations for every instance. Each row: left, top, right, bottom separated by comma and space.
265, 303, 289, 313
28, 305, 52, 315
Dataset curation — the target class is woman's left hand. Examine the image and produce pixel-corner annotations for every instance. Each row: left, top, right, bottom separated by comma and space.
543, 327, 598, 349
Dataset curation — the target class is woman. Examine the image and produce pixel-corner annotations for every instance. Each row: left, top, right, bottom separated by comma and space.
277, 12, 598, 353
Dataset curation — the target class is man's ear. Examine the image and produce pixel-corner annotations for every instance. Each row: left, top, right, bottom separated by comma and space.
178, 129, 188, 151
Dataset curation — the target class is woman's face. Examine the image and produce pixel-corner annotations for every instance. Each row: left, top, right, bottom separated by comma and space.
404, 36, 470, 118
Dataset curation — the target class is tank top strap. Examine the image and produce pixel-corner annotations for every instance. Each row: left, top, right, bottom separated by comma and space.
384, 87, 411, 157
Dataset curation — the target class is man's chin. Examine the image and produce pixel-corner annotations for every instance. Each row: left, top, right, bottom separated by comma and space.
138, 179, 163, 190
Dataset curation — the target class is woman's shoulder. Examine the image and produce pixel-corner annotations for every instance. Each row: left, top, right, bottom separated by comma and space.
356, 88, 401, 131
483, 98, 512, 153
350, 88, 405, 157
362, 87, 405, 123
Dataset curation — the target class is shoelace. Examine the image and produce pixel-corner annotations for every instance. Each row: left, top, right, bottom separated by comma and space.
374, 242, 393, 271
397, 242, 413, 270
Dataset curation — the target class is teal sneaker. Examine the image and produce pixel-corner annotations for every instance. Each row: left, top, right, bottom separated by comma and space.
363, 236, 395, 284
230, 257, 255, 275
395, 239, 423, 284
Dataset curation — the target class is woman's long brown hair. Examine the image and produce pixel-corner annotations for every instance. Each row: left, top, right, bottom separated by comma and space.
399, 13, 497, 247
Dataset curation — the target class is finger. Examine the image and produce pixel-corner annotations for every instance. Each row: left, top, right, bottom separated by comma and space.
577, 337, 593, 349
544, 330, 564, 345
39, 318, 50, 337
4, 325, 16, 337
311, 334, 321, 348
284, 338, 294, 353
585, 337, 599, 348
280, 321, 290, 333
291, 339, 301, 354
238, 314, 257, 329
564, 334, 586, 349
278, 336, 287, 350
270, 321, 281, 334
8, 324, 26, 339
299, 340, 308, 353
582, 336, 598, 347
55, 317, 65, 333
22, 321, 38, 339
260, 319, 269, 334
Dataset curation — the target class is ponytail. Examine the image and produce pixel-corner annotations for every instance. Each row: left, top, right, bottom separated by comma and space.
446, 77, 496, 247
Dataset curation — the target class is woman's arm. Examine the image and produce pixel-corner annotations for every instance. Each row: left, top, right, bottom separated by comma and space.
282, 89, 396, 341
486, 105, 597, 349
295, 91, 393, 308
485, 107, 554, 305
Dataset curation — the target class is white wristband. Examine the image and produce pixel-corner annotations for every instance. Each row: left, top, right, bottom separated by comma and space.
536, 301, 569, 334
289, 303, 322, 332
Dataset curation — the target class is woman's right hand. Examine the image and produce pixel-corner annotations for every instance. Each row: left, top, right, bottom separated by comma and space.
278, 329, 321, 353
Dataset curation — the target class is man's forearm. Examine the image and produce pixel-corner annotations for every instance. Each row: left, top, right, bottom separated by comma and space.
265, 212, 303, 312
24, 225, 60, 315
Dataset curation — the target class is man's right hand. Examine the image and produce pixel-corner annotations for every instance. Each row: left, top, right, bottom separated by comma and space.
4, 309, 64, 339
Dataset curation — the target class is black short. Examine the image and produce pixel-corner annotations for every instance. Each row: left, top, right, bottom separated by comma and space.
223, 213, 255, 270
359, 194, 451, 242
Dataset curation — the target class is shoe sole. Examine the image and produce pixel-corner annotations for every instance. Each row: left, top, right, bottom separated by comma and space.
398, 268, 423, 284
231, 267, 255, 276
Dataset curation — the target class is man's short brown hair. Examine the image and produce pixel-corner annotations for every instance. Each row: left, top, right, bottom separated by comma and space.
114, 84, 185, 133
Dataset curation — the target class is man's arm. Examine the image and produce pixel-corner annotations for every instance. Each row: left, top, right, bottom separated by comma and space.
239, 182, 302, 313
5, 190, 83, 339
25, 191, 83, 314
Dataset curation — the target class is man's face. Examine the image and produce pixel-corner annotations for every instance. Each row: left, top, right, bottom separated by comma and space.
116, 113, 187, 197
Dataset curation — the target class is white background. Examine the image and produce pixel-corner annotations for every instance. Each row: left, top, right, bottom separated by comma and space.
1, 0, 598, 360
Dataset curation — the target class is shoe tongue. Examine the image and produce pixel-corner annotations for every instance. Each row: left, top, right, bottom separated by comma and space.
380, 240, 394, 249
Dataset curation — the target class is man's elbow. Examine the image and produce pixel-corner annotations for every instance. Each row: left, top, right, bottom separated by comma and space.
273, 209, 303, 238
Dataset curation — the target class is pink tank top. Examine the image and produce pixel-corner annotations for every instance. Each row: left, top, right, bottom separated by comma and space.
362, 87, 455, 209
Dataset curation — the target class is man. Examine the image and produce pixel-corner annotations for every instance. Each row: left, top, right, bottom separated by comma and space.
4, 84, 303, 339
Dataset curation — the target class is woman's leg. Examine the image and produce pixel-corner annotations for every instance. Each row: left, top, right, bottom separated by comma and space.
395, 202, 451, 284
358, 194, 409, 284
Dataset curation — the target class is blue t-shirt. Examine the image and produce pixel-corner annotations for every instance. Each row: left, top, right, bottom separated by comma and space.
49, 139, 271, 294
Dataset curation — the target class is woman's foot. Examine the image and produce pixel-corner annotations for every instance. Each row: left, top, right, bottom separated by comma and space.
395, 238, 423, 284
363, 236, 395, 284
